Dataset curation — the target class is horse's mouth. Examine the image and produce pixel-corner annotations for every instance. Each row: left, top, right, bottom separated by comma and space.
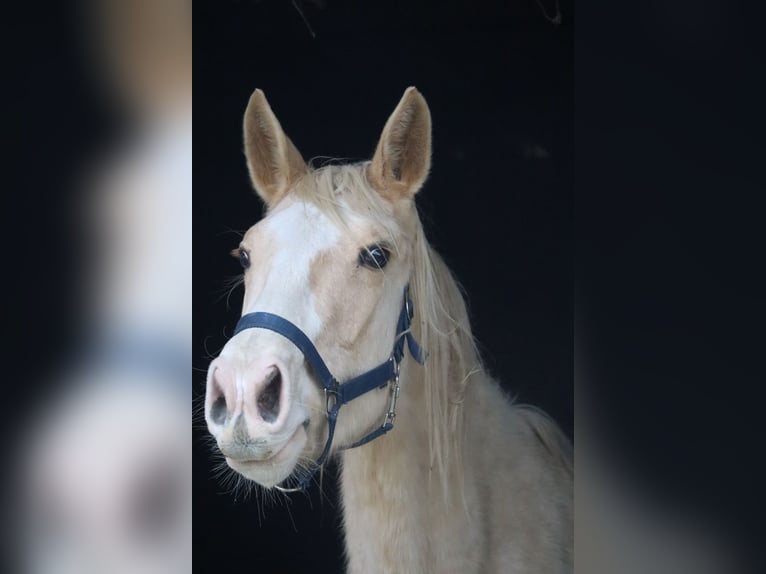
225, 423, 306, 470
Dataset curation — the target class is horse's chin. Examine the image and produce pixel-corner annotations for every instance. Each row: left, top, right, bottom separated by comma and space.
225, 425, 308, 487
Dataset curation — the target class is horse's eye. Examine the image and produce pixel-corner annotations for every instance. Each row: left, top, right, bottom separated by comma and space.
239, 248, 250, 270
358, 244, 390, 270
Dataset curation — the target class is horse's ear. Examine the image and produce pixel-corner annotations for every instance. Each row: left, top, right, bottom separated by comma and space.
243, 89, 307, 206
368, 87, 432, 200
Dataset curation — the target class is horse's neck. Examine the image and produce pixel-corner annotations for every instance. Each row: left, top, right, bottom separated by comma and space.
339, 356, 434, 571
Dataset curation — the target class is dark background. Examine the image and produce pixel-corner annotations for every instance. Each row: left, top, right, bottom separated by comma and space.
576, 0, 764, 565
2, 4, 118, 439
195, 0, 572, 571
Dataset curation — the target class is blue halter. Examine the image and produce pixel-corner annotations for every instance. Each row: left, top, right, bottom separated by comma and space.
233, 285, 426, 491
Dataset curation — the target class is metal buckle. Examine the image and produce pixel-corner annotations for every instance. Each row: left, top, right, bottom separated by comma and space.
382, 358, 401, 428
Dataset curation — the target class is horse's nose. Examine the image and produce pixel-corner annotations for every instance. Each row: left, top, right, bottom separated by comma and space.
205, 358, 285, 432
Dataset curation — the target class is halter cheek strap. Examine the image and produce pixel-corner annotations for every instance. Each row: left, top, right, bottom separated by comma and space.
233, 285, 426, 491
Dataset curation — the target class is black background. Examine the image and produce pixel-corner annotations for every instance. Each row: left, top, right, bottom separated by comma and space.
195, 0, 572, 571
2, 4, 118, 434
575, 1, 765, 563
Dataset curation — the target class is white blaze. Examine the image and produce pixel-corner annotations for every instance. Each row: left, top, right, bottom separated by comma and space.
243, 199, 340, 340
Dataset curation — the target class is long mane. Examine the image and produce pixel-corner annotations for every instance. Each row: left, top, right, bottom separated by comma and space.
293, 162, 484, 500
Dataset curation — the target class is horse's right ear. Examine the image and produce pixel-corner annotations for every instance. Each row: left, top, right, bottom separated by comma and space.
243, 89, 307, 207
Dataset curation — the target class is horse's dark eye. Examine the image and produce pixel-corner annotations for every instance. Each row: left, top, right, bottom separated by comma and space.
358, 244, 390, 270
239, 248, 250, 270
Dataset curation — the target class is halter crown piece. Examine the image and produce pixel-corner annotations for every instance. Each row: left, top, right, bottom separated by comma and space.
233, 285, 426, 492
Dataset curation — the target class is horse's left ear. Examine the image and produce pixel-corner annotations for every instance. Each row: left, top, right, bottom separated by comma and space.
368, 87, 432, 200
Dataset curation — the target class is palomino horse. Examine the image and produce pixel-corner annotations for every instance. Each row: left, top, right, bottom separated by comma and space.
205, 87, 573, 573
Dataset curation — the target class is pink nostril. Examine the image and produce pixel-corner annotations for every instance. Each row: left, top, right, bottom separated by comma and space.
257, 366, 282, 423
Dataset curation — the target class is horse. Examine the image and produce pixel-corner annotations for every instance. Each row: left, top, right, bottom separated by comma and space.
204, 87, 573, 573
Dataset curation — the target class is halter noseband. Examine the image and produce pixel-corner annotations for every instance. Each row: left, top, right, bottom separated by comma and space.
233, 285, 426, 491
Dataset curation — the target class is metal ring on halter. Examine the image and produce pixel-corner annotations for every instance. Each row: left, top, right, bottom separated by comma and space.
325, 387, 339, 413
